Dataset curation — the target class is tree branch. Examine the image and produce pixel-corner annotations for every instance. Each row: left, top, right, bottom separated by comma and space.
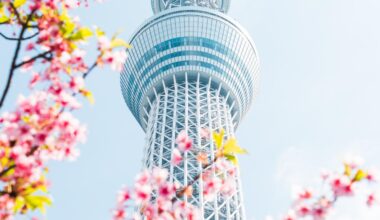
0, 10, 37, 109
9, 3, 22, 24
83, 62, 98, 79
0, 32, 39, 41
0, 165, 15, 178
175, 155, 220, 199
14, 50, 53, 69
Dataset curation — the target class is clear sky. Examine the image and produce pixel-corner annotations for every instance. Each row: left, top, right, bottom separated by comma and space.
1, 0, 380, 219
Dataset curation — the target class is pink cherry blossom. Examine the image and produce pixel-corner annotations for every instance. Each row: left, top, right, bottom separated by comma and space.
283, 210, 296, 220
367, 192, 378, 207
171, 148, 183, 165
282, 159, 378, 220
330, 175, 354, 197
175, 130, 193, 152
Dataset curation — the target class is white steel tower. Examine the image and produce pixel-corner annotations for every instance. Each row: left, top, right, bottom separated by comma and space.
121, 1, 259, 219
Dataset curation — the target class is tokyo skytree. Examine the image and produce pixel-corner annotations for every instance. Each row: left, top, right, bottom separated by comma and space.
120, 0, 260, 219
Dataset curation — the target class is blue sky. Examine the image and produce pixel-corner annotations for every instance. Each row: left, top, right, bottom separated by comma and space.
1, 0, 380, 219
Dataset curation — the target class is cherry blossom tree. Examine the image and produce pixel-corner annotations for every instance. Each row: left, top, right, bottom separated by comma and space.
113, 130, 379, 220
281, 157, 379, 220
0, 0, 129, 219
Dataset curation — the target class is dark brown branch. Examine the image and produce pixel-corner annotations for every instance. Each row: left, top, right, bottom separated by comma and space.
174, 155, 220, 200
14, 50, 53, 69
83, 62, 98, 79
9, 3, 22, 24
0, 165, 16, 178
0, 9, 37, 109
27, 25, 39, 29
0, 32, 39, 41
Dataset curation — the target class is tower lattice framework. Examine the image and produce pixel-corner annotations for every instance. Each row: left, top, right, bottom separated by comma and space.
121, 1, 260, 219
143, 75, 244, 219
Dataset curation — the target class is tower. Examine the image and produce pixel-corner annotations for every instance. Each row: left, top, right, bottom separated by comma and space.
120, 1, 259, 219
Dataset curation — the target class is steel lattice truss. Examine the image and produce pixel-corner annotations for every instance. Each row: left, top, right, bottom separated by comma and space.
142, 74, 245, 220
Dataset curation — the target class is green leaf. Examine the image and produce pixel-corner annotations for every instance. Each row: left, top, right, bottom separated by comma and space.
14, 0, 27, 8
353, 169, 367, 182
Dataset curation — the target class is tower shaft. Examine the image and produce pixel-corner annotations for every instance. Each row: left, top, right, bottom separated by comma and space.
143, 75, 245, 219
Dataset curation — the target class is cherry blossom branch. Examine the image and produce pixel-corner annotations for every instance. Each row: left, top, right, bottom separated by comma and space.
14, 50, 53, 69
113, 130, 245, 220
83, 62, 98, 79
175, 155, 219, 198
0, 32, 39, 41
0, 9, 37, 109
0, 146, 39, 178
282, 159, 379, 220
0, 1, 129, 218
9, 3, 22, 24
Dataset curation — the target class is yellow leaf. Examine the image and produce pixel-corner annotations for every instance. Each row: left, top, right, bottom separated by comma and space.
213, 129, 225, 149
38, 184, 49, 193
14, 0, 27, 8
80, 89, 95, 104
13, 197, 25, 213
1, 148, 11, 167
25, 195, 52, 214
0, 16, 9, 23
353, 169, 367, 182
70, 27, 93, 41
95, 27, 105, 37
111, 38, 131, 48
21, 115, 30, 123
344, 164, 351, 177
223, 138, 248, 155
225, 154, 238, 165
1, 165, 15, 177
1, 157, 9, 167
60, 9, 76, 38
22, 186, 37, 196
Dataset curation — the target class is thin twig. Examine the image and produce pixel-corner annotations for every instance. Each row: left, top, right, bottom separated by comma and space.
174, 155, 220, 199
0, 32, 39, 41
14, 50, 53, 69
83, 62, 98, 79
9, 3, 22, 24
0, 165, 16, 178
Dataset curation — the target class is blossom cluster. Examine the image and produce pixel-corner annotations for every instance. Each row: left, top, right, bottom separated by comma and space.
0, 0, 129, 219
113, 168, 200, 220
282, 157, 379, 220
113, 130, 245, 220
